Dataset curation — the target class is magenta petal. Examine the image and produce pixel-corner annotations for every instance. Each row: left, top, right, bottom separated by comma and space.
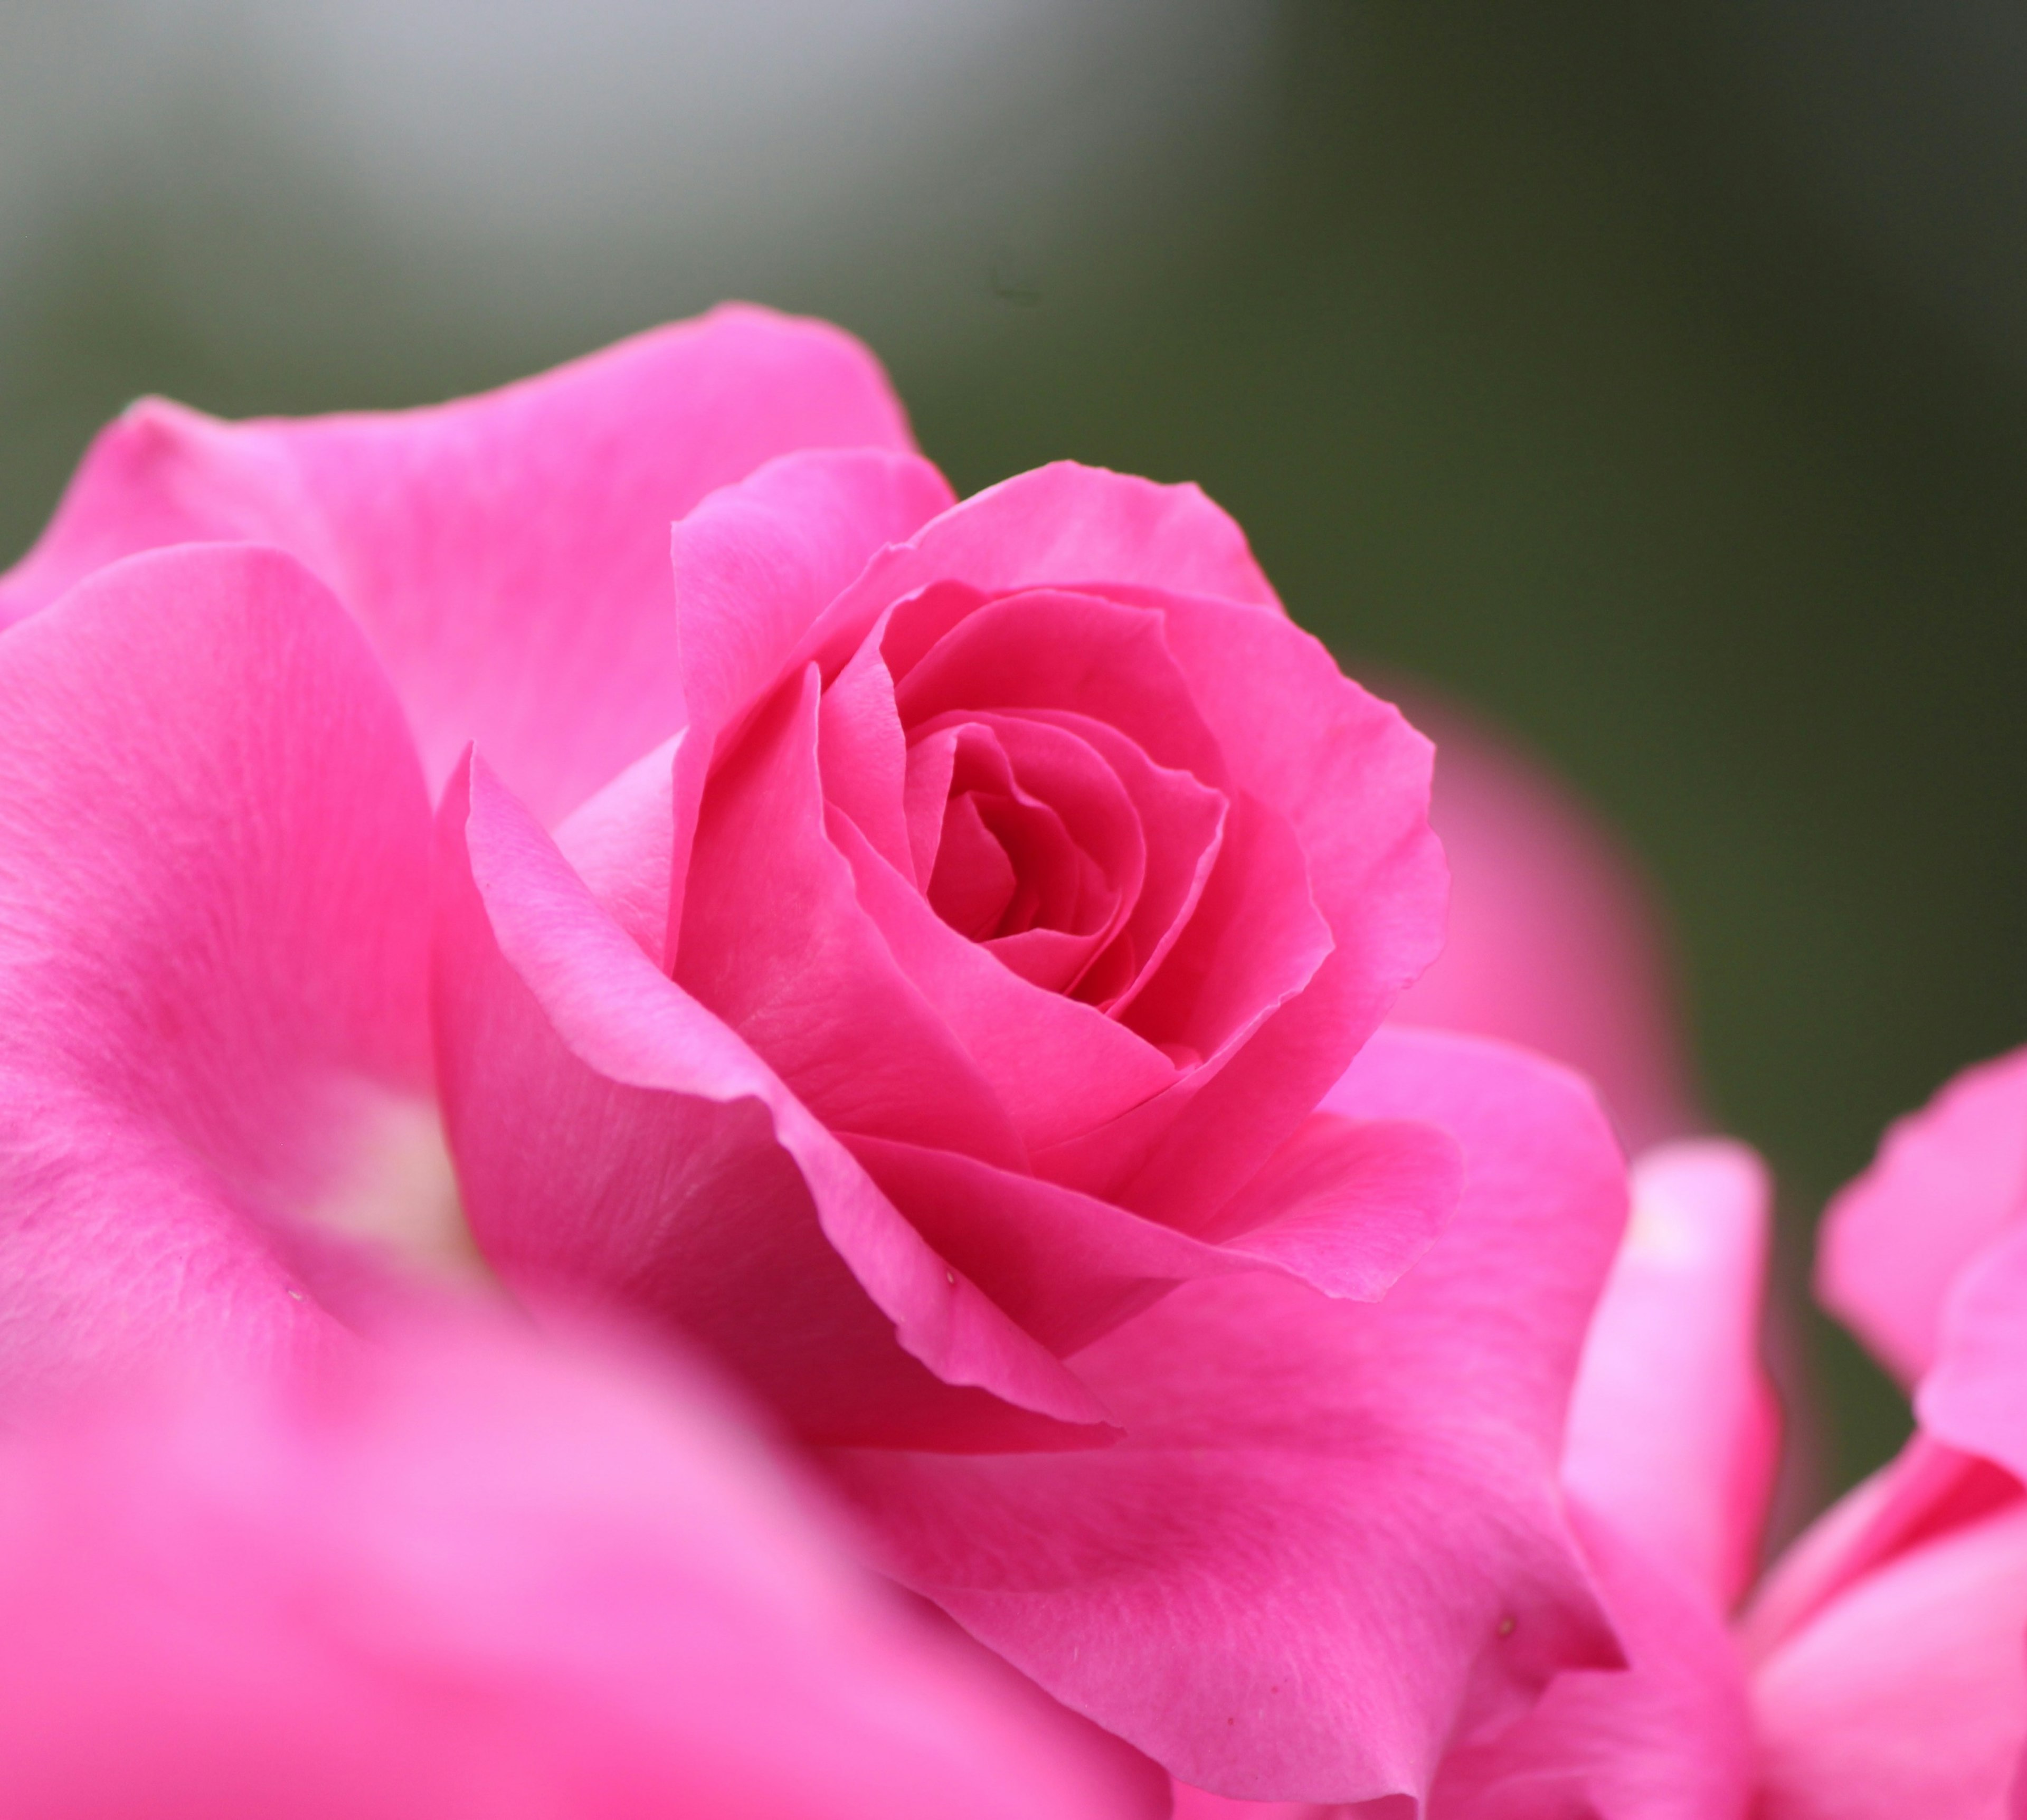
1112, 590, 1446, 1225
829, 1029, 1626, 1803
0, 545, 435, 1398
435, 754, 1111, 1449
672, 445, 957, 757
1818, 1045, 2027, 1388
893, 587, 1228, 778
804, 463, 1282, 661
677, 668, 1026, 1164
553, 732, 684, 966
1563, 1140, 1780, 1610
1210, 1114, 1460, 1302
1753, 1499, 2027, 1820
818, 623, 915, 876
4, 306, 920, 822
0, 1312, 1155, 1820
831, 812, 1179, 1151
1427, 1502, 1755, 1820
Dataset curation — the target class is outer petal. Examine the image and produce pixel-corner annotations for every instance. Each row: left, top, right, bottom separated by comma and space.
1562, 1141, 1778, 1608
1817, 1046, 2027, 1388
1385, 699, 1698, 1150
1424, 1503, 1754, 1820
2, 306, 917, 821
0, 1310, 1161, 1819
828, 1029, 1626, 1804
0, 545, 437, 1400
1753, 1500, 2027, 1820
433, 752, 1111, 1450
1922, 1219, 2027, 1486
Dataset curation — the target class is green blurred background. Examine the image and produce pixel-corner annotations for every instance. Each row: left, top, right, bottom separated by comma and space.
4, 2, 2022, 1501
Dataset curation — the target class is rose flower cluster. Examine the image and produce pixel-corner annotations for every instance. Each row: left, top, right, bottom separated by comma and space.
0, 306, 2020, 1818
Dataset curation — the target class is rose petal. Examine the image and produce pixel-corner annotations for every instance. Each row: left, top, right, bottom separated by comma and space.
818, 622, 915, 876
828, 1029, 1626, 1804
1106, 586, 1446, 1226
1817, 1046, 2027, 1388
796, 461, 1282, 671
0, 1311, 1155, 1820
829, 811, 1179, 1151
552, 732, 683, 967
0, 545, 435, 1399
1562, 1140, 1779, 1609
3, 306, 920, 822
1739, 1435, 2020, 1665
676, 667, 1026, 1164
434, 752, 1111, 1451
1753, 1500, 2027, 1820
1922, 1220, 2027, 1488
847, 1115, 1453, 1358
1425, 1501, 1755, 1820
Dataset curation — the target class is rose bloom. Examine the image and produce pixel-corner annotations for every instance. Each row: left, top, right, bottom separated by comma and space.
0, 306, 1634, 1806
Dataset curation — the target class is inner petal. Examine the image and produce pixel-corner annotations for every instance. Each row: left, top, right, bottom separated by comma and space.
927, 792, 1017, 939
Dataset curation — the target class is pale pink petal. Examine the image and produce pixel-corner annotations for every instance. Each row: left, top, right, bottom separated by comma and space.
1739, 1435, 2019, 1665
828, 1029, 1626, 1804
3, 306, 918, 821
1754, 1499, 2027, 1820
434, 753, 1111, 1450
1562, 1140, 1778, 1608
1922, 1220, 2027, 1485
0, 1311, 1160, 1819
1425, 1502, 1754, 1820
0, 545, 435, 1399
1817, 1046, 2027, 1388
676, 668, 1026, 1164
1386, 698, 1698, 1150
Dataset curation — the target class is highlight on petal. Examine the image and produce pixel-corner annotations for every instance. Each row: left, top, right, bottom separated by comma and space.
4, 305, 918, 821
1562, 1139, 1779, 1609
828, 1029, 1626, 1805
0, 544, 439, 1401
0, 1310, 1159, 1820
1817, 1045, 2027, 1389
433, 752, 1112, 1451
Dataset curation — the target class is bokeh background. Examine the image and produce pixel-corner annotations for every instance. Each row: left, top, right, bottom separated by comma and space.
4, 1, 2022, 1504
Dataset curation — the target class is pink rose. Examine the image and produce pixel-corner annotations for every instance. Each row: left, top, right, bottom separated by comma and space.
0, 305, 1631, 1804
0, 1308, 1156, 1818
1744, 1046, 2027, 1820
